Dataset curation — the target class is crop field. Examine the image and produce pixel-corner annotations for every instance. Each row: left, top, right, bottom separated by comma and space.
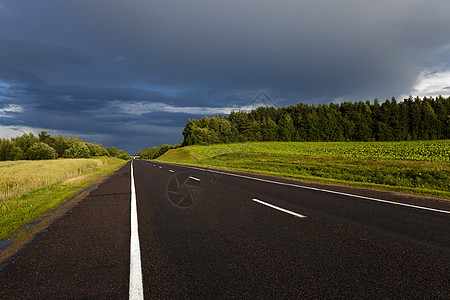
1, 159, 102, 202
0, 157, 127, 240
157, 140, 450, 199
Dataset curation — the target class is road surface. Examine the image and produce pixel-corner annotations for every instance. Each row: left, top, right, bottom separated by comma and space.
1, 160, 449, 298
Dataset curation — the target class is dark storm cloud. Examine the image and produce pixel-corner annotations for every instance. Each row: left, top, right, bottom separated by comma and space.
3, 0, 450, 96
63, 0, 450, 98
0, 39, 91, 85
0, 39, 91, 70
1, 0, 450, 153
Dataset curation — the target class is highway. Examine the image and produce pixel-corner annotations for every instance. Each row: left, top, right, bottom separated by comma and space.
1, 160, 449, 298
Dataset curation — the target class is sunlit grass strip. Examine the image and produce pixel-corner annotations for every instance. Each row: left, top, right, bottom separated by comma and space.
157, 141, 450, 199
0, 157, 127, 241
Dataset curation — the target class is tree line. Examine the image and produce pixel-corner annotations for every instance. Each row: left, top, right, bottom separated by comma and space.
137, 143, 182, 160
0, 131, 130, 161
182, 96, 450, 146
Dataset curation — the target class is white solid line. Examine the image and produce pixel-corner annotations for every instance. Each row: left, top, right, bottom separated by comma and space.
253, 198, 307, 218
189, 176, 201, 181
160, 163, 450, 215
129, 161, 144, 300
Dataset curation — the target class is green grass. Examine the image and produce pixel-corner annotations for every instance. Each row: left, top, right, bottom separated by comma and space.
157, 140, 450, 199
0, 157, 127, 241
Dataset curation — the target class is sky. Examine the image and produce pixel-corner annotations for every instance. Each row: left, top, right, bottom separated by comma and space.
1, 0, 450, 154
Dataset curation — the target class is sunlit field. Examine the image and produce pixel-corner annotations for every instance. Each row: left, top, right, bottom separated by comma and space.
0, 157, 127, 240
173, 140, 449, 162
0, 159, 104, 202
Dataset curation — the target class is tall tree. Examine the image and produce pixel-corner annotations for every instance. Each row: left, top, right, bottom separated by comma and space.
278, 113, 295, 141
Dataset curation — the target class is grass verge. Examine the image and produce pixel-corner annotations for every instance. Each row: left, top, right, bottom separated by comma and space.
0, 157, 127, 241
157, 141, 450, 199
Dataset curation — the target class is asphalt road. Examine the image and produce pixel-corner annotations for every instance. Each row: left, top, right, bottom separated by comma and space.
1, 159, 449, 298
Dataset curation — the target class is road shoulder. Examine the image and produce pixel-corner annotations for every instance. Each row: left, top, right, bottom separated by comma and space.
0, 162, 132, 298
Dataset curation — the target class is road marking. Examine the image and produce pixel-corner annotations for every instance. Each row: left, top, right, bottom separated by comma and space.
169, 170, 174, 173
130, 161, 144, 300
253, 198, 307, 218
160, 163, 450, 215
189, 176, 201, 181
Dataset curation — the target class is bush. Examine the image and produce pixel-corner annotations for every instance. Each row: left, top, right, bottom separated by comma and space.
86, 142, 109, 156
106, 147, 119, 157
1, 133, 130, 161
12, 133, 39, 154
52, 134, 70, 157
0, 139, 14, 161
117, 150, 131, 160
64, 142, 90, 158
9, 146, 25, 160
26, 142, 58, 160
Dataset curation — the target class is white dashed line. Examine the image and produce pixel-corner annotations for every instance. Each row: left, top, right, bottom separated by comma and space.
189, 176, 201, 181
252, 198, 307, 218
162, 163, 450, 215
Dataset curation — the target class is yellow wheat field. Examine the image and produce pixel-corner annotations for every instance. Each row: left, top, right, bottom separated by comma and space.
0, 159, 105, 202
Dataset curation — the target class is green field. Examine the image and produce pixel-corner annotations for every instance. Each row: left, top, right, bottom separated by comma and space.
157, 140, 450, 199
0, 157, 127, 241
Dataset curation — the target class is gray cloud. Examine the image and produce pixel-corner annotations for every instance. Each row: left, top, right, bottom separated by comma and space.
0, 39, 92, 86
0, 3, 16, 19
0, 0, 449, 153
0, 39, 91, 69
58, 0, 450, 98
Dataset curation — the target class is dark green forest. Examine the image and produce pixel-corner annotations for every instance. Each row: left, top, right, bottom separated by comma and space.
182, 96, 450, 146
0, 131, 130, 161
